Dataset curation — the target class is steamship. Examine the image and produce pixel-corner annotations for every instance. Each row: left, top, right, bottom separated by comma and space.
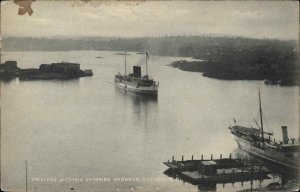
115, 52, 159, 96
229, 90, 300, 170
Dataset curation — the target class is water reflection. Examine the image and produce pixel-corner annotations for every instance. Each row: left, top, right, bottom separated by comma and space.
114, 87, 159, 129
114, 87, 158, 102
163, 168, 270, 192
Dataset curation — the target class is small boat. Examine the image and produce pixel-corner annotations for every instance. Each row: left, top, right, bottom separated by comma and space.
115, 52, 159, 96
264, 78, 281, 85
229, 90, 300, 170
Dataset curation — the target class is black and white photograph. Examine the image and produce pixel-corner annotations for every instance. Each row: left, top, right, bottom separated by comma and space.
0, 1, 299, 191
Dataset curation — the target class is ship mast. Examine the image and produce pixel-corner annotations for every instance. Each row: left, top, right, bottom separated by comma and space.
259, 89, 265, 143
124, 51, 127, 75
146, 52, 148, 76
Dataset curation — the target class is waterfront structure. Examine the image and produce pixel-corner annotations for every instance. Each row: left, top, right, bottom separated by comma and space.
0, 60, 92, 81
39, 62, 80, 73
163, 155, 270, 185
0, 61, 20, 80
1, 61, 18, 69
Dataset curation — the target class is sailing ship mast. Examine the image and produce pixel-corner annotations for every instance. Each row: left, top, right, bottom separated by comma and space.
259, 89, 265, 143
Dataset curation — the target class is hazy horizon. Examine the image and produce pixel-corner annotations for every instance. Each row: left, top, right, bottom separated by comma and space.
1, 1, 299, 41
2, 34, 298, 42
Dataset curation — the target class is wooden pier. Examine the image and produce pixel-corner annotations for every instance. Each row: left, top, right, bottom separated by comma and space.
163, 154, 270, 185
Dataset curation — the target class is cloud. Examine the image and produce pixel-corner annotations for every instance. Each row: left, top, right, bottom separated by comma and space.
1, 1, 299, 40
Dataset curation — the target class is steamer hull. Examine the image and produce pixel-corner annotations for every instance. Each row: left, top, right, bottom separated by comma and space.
230, 126, 300, 171
115, 80, 158, 96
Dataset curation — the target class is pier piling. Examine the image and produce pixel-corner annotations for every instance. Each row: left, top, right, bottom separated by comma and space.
201, 154, 203, 160
220, 154, 222, 159
191, 155, 193, 160
211, 154, 213, 160
172, 156, 174, 162
182, 155, 184, 162
229, 153, 232, 159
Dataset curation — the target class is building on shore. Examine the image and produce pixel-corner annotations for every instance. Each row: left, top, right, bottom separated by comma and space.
39, 62, 80, 73
0, 60, 92, 81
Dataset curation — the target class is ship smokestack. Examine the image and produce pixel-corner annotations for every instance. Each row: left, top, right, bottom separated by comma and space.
133, 66, 141, 77
281, 126, 289, 144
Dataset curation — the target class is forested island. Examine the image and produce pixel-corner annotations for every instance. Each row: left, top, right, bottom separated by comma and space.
169, 58, 297, 86
2, 35, 299, 85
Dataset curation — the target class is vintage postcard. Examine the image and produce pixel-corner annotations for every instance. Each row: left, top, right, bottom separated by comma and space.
1, 1, 299, 191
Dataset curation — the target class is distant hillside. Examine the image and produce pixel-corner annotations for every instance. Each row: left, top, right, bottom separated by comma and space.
2, 35, 297, 56
2, 35, 298, 84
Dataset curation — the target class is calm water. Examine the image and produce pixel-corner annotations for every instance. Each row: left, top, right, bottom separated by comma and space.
1, 51, 299, 192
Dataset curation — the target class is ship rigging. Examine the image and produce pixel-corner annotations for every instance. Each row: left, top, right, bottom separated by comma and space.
229, 90, 300, 170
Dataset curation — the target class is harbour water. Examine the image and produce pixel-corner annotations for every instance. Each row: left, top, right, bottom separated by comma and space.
1, 51, 299, 191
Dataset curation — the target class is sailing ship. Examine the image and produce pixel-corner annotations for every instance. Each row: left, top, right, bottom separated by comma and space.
229, 90, 300, 170
115, 52, 159, 96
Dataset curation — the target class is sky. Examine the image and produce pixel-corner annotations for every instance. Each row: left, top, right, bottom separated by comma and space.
1, 0, 299, 40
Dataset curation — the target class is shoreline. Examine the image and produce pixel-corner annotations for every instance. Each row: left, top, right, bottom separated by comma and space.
169, 60, 299, 86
